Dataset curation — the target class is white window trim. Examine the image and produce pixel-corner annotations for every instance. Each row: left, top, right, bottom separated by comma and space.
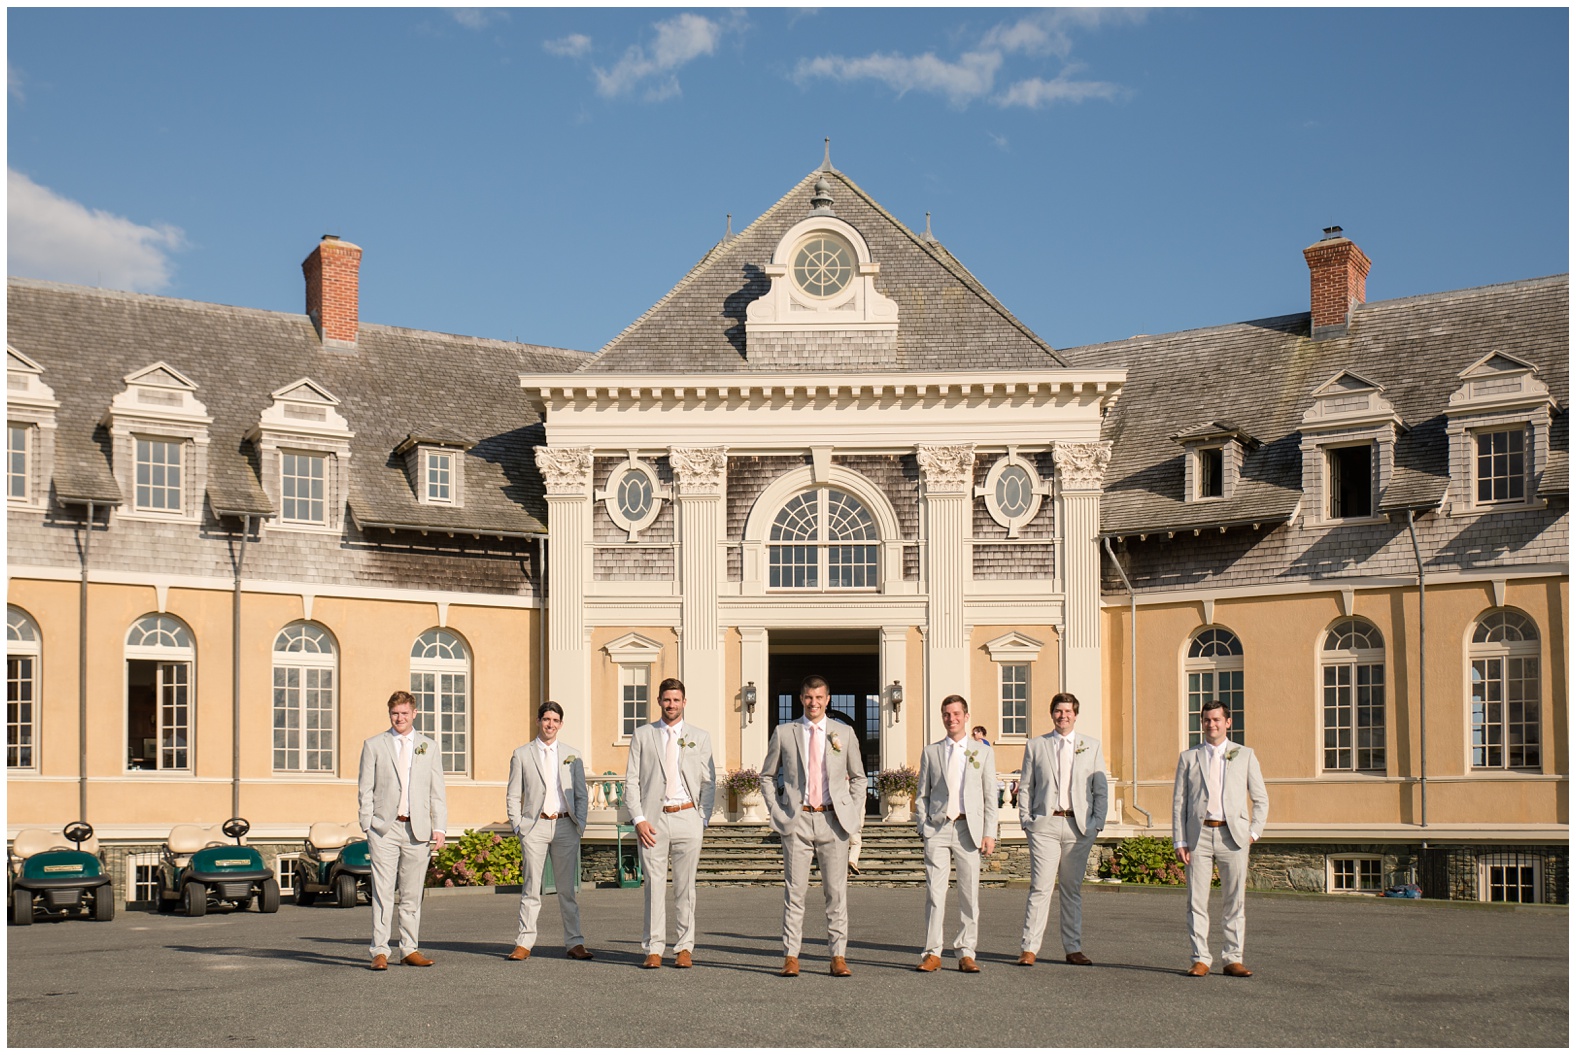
1318, 619, 1387, 775
765, 486, 882, 593
975, 448, 1050, 537
1326, 853, 1384, 894
123, 614, 196, 775
1182, 627, 1245, 748
7, 606, 41, 771
410, 629, 472, 777
603, 632, 664, 745
277, 448, 331, 527
1444, 352, 1554, 516
1466, 609, 1542, 772
1298, 371, 1401, 527
271, 622, 338, 775
595, 454, 670, 541
105, 362, 211, 526
1477, 853, 1543, 903
424, 450, 456, 506
740, 464, 903, 596
7, 422, 31, 505
983, 631, 1042, 744
7, 348, 58, 513
250, 378, 353, 534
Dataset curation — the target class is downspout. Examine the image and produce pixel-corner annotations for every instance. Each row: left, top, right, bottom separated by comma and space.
1102, 536, 1152, 828
1406, 510, 1428, 829
78, 502, 94, 823
231, 515, 252, 820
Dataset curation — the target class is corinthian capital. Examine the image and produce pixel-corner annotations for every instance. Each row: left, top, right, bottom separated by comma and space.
915, 442, 977, 494
667, 445, 728, 495
1052, 441, 1112, 490
534, 445, 593, 495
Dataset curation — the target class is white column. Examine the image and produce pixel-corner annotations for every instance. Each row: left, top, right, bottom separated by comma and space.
878, 625, 908, 770
739, 626, 769, 771
1053, 441, 1112, 774
534, 446, 594, 749
669, 446, 729, 747
916, 443, 975, 739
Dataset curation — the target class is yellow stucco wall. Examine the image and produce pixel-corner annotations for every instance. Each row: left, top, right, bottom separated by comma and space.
586, 625, 680, 778
964, 624, 1061, 776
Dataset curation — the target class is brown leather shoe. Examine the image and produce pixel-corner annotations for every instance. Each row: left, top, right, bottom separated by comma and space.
674, 949, 693, 968
1066, 951, 1093, 966
1186, 961, 1210, 977
916, 954, 942, 972
828, 955, 851, 977
958, 956, 981, 973
566, 944, 594, 960
642, 953, 662, 969
1223, 962, 1253, 977
1017, 951, 1036, 966
780, 956, 800, 977
370, 954, 388, 971
401, 952, 434, 967
505, 946, 531, 961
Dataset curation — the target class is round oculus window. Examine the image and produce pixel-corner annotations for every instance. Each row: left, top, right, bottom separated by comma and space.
994, 465, 1034, 519
792, 234, 855, 298
617, 469, 654, 522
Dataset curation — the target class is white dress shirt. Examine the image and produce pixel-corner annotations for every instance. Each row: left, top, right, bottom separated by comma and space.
944, 734, 969, 819
1203, 741, 1226, 821
537, 737, 564, 816
393, 729, 415, 817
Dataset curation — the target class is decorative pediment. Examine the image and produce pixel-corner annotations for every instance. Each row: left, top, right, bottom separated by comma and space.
6, 346, 57, 410
252, 378, 352, 438
1448, 351, 1553, 415
1302, 370, 1402, 432
983, 630, 1044, 662
105, 361, 210, 426
602, 632, 664, 664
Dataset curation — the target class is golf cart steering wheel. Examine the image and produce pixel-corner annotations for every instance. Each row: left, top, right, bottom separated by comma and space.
63, 821, 94, 846
221, 817, 251, 841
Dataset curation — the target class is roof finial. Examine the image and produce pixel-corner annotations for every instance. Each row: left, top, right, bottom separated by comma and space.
810, 175, 835, 214
725, 213, 732, 240
922, 212, 934, 242
822, 137, 832, 172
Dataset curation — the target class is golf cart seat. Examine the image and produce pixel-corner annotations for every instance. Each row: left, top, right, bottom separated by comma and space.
165, 824, 227, 868
307, 821, 357, 859
10, 828, 57, 862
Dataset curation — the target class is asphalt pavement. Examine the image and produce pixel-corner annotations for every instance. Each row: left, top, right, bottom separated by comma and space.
6, 883, 1567, 1047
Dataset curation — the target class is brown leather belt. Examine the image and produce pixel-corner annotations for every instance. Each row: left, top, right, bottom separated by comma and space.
540, 812, 567, 820
396, 815, 411, 822
1051, 810, 1073, 817
802, 805, 828, 813
662, 802, 695, 814
1204, 819, 1227, 827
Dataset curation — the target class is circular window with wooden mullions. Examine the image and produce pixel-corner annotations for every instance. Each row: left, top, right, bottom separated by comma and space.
791, 233, 856, 298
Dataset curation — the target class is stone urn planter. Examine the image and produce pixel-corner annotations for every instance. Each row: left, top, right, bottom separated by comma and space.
736, 789, 767, 824
882, 791, 913, 824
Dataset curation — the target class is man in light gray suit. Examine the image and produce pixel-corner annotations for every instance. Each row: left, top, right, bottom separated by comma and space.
358, 690, 447, 970
1173, 697, 1269, 977
504, 700, 592, 963
914, 694, 997, 973
624, 677, 715, 969
1017, 691, 1107, 967
761, 674, 866, 978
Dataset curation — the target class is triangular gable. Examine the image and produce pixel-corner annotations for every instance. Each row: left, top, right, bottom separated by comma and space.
7, 346, 44, 374
1458, 350, 1539, 379
983, 630, 1045, 661
270, 377, 340, 405
122, 361, 199, 391
602, 632, 665, 663
1311, 369, 1385, 397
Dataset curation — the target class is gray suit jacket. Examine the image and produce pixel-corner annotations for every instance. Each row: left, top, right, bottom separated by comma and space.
357, 730, 448, 842
1019, 733, 1109, 839
1172, 740, 1269, 851
915, 737, 998, 847
506, 741, 589, 836
624, 721, 716, 827
760, 718, 865, 837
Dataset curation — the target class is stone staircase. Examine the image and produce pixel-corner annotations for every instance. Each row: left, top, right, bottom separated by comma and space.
696, 823, 1013, 887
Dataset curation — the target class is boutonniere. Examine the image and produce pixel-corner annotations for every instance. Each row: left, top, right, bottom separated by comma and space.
562, 755, 577, 766
1074, 741, 1089, 755
829, 733, 844, 754
964, 748, 982, 769
680, 738, 697, 750
414, 742, 428, 756
1226, 748, 1240, 762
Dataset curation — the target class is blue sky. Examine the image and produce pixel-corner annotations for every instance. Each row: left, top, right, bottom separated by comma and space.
7, 7, 1569, 354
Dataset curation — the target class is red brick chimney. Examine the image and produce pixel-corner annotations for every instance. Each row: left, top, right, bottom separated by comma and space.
302, 235, 362, 346
1302, 226, 1371, 339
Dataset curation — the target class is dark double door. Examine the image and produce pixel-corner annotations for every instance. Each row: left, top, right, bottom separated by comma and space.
768, 651, 881, 816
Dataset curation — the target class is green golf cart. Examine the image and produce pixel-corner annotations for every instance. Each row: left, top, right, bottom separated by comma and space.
155, 817, 279, 917
292, 821, 371, 908
8, 822, 115, 925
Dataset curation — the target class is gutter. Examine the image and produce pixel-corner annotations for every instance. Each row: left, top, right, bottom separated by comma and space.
1102, 536, 1152, 828
349, 509, 546, 541
1102, 513, 1291, 540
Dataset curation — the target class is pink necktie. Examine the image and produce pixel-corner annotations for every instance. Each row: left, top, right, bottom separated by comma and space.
807, 725, 823, 808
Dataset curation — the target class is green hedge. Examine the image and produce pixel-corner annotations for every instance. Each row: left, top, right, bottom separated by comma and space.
1101, 835, 1217, 887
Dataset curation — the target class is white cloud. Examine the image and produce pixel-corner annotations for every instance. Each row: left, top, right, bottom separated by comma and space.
994, 70, 1124, 109
987, 131, 1010, 150
543, 33, 592, 58
451, 9, 507, 31
593, 13, 729, 99
794, 50, 1001, 108
8, 67, 23, 103
7, 169, 187, 292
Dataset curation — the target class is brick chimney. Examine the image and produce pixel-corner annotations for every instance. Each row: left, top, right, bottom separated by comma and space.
1302, 226, 1371, 340
302, 235, 362, 347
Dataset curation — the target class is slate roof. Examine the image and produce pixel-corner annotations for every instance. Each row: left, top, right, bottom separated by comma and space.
582, 167, 1065, 373
1059, 274, 1569, 536
6, 278, 590, 535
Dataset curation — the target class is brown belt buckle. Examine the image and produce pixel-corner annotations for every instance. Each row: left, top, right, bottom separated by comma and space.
662, 802, 694, 813
1204, 819, 1226, 827
802, 805, 827, 813
396, 815, 410, 822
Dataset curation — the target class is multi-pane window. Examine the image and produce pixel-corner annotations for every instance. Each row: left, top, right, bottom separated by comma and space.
1480, 854, 1541, 903
1469, 609, 1540, 769
620, 665, 650, 739
1321, 618, 1386, 772
768, 488, 878, 590
125, 614, 194, 771
999, 664, 1028, 739
1327, 444, 1373, 518
272, 622, 337, 772
8, 424, 29, 501
134, 437, 183, 512
426, 451, 453, 504
1475, 429, 1526, 503
411, 628, 469, 775
1328, 855, 1383, 893
280, 451, 327, 524
1185, 627, 1244, 747
7, 607, 40, 768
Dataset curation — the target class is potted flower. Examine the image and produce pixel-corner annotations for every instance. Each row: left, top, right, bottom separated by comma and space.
876, 765, 920, 822
722, 767, 766, 823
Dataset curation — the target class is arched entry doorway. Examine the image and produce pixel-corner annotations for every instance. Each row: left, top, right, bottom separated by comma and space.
767, 629, 881, 815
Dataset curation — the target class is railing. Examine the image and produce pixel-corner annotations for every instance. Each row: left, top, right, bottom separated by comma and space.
587, 773, 628, 812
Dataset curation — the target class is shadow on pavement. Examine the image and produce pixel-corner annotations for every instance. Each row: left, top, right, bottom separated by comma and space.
166, 944, 361, 968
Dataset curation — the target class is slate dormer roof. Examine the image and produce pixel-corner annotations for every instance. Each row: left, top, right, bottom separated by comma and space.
6, 277, 591, 536
580, 167, 1065, 373
1060, 274, 1569, 536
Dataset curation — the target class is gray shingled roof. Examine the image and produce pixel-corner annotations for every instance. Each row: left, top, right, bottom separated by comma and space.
581, 167, 1065, 373
1060, 275, 1569, 536
6, 278, 590, 535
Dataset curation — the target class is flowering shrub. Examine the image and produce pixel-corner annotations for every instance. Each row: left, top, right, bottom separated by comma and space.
428, 828, 522, 888
1101, 835, 1218, 887
722, 767, 764, 797
876, 765, 919, 798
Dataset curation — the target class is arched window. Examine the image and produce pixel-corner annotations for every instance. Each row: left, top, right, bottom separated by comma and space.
125, 614, 194, 771
411, 628, 470, 775
7, 607, 40, 769
1321, 618, 1385, 772
768, 488, 878, 590
272, 622, 337, 773
1469, 608, 1541, 769
1185, 627, 1244, 747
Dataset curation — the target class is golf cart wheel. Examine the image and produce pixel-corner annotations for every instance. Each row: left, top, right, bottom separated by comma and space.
11, 888, 32, 926
334, 872, 357, 908
293, 867, 318, 907
93, 886, 115, 921
259, 877, 280, 913
182, 882, 207, 917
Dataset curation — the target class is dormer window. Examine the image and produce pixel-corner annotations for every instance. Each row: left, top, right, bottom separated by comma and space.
249, 378, 353, 532
1327, 444, 1374, 519
1199, 448, 1223, 498
1475, 428, 1526, 503
1445, 352, 1553, 515
1299, 371, 1402, 525
103, 362, 211, 524
394, 428, 473, 508
1171, 422, 1257, 504
135, 438, 185, 513
280, 451, 327, 524
6, 348, 58, 512
426, 451, 453, 503
792, 233, 856, 298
